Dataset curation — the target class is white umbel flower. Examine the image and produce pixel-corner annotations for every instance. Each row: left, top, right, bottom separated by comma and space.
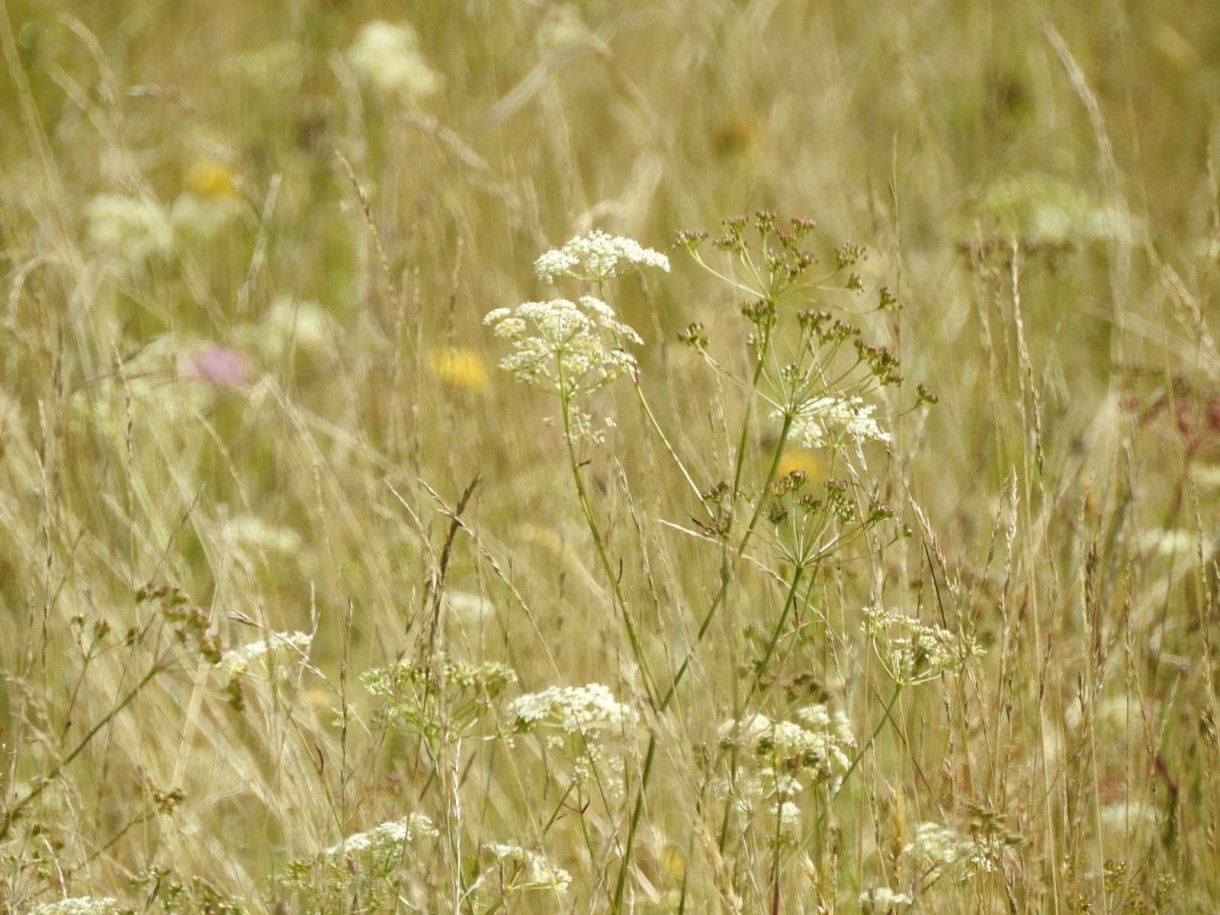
508, 683, 635, 733
484, 296, 643, 397
84, 193, 172, 266
29, 899, 122, 915
863, 606, 983, 685
485, 841, 572, 893
325, 814, 438, 860
785, 395, 891, 451
217, 630, 312, 677
718, 704, 856, 797
534, 229, 670, 284
348, 20, 443, 101
859, 886, 914, 912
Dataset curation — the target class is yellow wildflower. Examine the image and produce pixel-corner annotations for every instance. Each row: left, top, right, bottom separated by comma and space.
185, 159, 239, 198
427, 346, 488, 393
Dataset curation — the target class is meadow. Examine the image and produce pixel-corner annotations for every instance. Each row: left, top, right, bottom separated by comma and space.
2, 0, 1219, 912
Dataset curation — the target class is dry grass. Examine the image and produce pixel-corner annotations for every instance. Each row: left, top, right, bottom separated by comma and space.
2, 0, 1219, 912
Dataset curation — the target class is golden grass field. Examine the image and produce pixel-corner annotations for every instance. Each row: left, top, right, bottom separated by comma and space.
2, 0, 1220, 912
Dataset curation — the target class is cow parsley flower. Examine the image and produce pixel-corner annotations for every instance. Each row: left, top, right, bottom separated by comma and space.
534, 229, 669, 284
361, 655, 517, 737
863, 607, 983, 685
484, 296, 642, 397
717, 704, 857, 802
485, 841, 572, 893
903, 820, 1003, 879
348, 20, 443, 101
508, 683, 635, 734
237, 296, 334, 360
84, 192, 173, 266
906, 821, 963, 871
324, 815, 438, 867
218, 630, 312, 677
29, 899, 122, 915
859, 887, 914, 912
783, 395, 891, 451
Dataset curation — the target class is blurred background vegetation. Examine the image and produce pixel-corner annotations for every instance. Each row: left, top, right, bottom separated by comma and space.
2, 0, 1220, 911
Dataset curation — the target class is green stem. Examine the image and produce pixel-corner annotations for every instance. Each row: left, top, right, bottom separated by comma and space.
0, 659, 165, 842
559, 391, 655, 704
745, 563, 807, 704
728, 320, 774, 522
613, 731, 657, 911
834, 681, 903, 800
632, 381, 704, 506
614, 313, 789, 909
738, 410, 795, 553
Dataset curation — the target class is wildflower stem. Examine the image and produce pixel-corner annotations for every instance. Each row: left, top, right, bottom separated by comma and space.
738, 409, 796, 550
632, 380, 705, 506
616, 327, 790, 910
613, 733, 657, 911
0, 658, 167, 842
729, 318, 775, 523
653, 319, 785, 707
833, 681, 903, 800
745, 562, 808, 703
559, 389, 656, 705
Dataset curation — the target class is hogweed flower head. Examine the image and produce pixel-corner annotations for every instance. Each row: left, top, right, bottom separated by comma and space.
508, 683, 635, 794
218, 630, 312, 678
84, 192, 173, 267
508, 683, 635, 735
348, 20, 443, 101
484, 841, 572, 894
677, 211, 821, 301
859, 887, 914, 912
484, 296, 642, 398
534, 229, 669, 285
904, 820, 1005, 880
907, 821, 962, 871
361, 655, 517, 738
783, 395, 891, 452
324, 815, 438, 867
717, 704, 856, 802
863, 607, 983, 685
29, 899, 122, 915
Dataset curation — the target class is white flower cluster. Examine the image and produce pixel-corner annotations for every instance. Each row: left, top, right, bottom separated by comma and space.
217, 630, 312, 677
508, 683, 635, 734
360, 655, 517, 738
347, 21, 443, 101
235, 296, 334, 361
906, 821, 961, 870
561, 406, 619, 444
717, 704, 857, 808
362, 656, 518, 697
783, 395, 890, 451
484, 296, 643, 397
859, 886, 914, 912
84, 193, 173, 267
534, 229, 670, 284
29, 899, 122, 915
485, 841, 572, 894
324, 814, 438, 864
863, 606, 983, 685
904, 820, 1000, 879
